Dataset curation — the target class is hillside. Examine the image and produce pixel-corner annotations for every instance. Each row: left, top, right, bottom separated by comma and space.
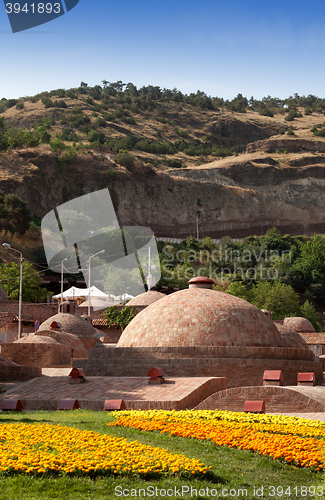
1, 84, 325, 239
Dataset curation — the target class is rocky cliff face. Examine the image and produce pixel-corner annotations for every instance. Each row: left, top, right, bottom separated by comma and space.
2, 140, 325, 239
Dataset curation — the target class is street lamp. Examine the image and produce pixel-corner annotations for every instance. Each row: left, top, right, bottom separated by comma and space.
88, 250, 105, 316
2, 243, 23, 339
60, 257, 68, 310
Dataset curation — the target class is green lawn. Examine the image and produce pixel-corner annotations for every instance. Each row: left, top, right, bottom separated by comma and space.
0, 410, 323, 500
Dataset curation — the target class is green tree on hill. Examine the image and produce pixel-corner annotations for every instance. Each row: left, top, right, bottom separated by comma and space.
218, 279, 320, 330
251, 281, 301, 320
0, 261, 47, 302
0, 191, 31, 236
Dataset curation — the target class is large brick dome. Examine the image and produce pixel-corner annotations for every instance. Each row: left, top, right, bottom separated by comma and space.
118, 285, 283, 348
127, 290, 165, 307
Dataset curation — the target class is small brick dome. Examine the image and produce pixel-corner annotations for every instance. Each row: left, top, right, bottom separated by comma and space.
118, 288, 283, 348
284, 317, 315, 333
127, 290, 165, 307
36, 330, 87, 352
39, 313, 98, 337
0, 353, 19, 366
80, 315, 92, 324
274, 324, 310, 350
14, 335, 59, 344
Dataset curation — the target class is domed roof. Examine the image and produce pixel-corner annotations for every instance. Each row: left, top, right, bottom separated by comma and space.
118, 288, 283, 348
39, 313, 97, 337
0, 353, 19, 366
127, 290, 165, 307
284, 317, 315, 333
274, 324, 310, 350
36, 330, 87, 351
14, 335, 59, 344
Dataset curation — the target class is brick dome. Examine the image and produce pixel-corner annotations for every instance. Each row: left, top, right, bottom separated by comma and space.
0, 353, 19, 366
36, 330, 87, 352
127, 290, 165, 307
39, 313, 98, 337
14, 335, 59, 344
274, 324, 310, 350
118, 288, 283, 348
284, 317, 315, 333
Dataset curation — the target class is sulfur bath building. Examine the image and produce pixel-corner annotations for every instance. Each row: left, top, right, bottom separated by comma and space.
74, 277, 322, 387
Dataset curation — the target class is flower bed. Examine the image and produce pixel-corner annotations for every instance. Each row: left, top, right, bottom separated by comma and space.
108, 410, 325, 470
0, 422, 208, 476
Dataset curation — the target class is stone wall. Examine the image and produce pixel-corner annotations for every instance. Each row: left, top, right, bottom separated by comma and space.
82, 346, 315, 361
1, 343, 72, 368
73, 346, 322, 388
79, 336, 101, 350
0, 365, 41, 381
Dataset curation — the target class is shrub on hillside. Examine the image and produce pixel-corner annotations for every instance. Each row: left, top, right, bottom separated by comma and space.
114, 152, 135, 170
87, 130, 106, 144
259, 108, 274, 117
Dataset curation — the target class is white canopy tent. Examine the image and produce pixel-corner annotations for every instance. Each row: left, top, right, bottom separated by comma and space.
53, 285, 109, 300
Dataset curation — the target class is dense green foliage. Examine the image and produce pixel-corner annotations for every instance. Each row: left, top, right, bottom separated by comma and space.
157, 228, 325, 329
0, 117, 52, 151
4, 82, 325, 162
0, 260, 47, 302
0, 190, 31, 236
103, 305, 136, 331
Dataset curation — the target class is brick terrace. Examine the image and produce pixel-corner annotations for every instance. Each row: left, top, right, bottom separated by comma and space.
195, 385, 325, 413
2, 375, 226, 411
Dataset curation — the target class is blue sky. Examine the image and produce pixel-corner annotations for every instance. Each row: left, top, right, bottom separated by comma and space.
1, 0, 325, 100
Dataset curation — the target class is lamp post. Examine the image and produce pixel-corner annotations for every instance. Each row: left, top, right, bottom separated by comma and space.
60, 257, 68, 310
2, 243, 23, 339
147, 246, 151, 290
88, 250, 105, 316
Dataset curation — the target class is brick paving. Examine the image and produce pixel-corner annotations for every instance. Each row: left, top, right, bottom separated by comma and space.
271, 386, 325, 421
289, 385, 325, 406
196, 384, 325, 413
1, 375, 226, 411
2, 367, 325, 419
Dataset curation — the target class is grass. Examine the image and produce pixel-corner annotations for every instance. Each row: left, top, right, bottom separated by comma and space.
0, 410, 323, 499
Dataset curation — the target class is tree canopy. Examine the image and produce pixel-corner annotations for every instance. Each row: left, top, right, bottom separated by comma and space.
0, 191, 31, 236
0, 261, 48, 302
